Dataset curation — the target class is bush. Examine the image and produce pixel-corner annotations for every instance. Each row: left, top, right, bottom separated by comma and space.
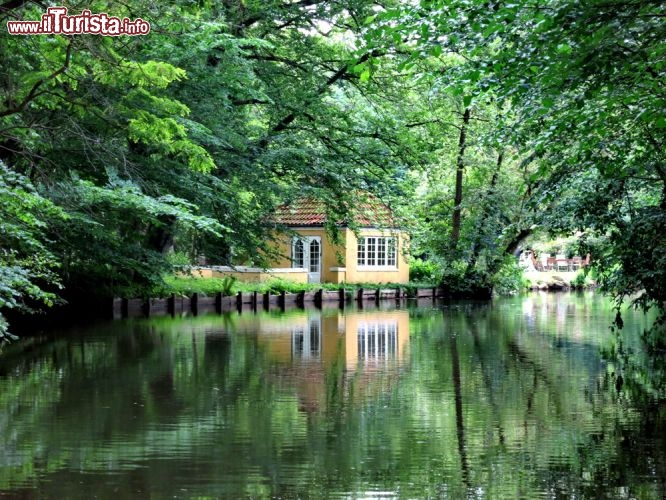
166, 251, 192, 266
409, 258, 442, 283
160, 275, 237, 296
570, 271, 587, 289
492, 259, 529, 295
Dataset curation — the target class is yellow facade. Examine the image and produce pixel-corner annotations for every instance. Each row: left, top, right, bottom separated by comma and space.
271, 227, 409, 284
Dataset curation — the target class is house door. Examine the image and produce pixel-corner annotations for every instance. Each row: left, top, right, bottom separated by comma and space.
292, 236, 321, 283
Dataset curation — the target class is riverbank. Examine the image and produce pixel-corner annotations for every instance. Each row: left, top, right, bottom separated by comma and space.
523, 270, 595, 290
112, 286, 440, 319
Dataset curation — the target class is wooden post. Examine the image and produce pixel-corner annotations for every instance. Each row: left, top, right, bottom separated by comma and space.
395, 287, 401, 301
251, 291, 258, 311
167, 294, 176, 315
263, 292, 270, 310
142, 299, 151, 317
236, 291, 242, 312
191, 293, 199, 315
338, 288, 345, 309
278, 290, 286, 311
121, 298, 129, 318
357, 288, 363, 309
296, 291, 305, 307
314, 289, 323, 308
375, 288, 380, 304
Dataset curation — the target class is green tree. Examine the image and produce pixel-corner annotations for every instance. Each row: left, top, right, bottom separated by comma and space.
0, 0, 432, 330
362, 0, 666, 306
0, 162, 63, 340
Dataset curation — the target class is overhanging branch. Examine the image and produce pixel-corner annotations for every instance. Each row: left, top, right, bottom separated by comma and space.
0, 39, 74, 118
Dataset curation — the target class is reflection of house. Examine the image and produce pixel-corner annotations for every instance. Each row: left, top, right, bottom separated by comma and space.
251, 308, 409, 368
247, 308, 410, 412
291, 317, 321, 361
343, 311, 406, 368
357, 321, 398, 362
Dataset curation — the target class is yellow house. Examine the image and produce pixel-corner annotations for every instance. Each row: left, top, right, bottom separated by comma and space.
204, 196, 409, 284
268, 196, 409, 284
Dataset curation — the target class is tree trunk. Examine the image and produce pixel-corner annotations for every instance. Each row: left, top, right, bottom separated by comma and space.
450, 107, 471, 250
466, 150, 503, 275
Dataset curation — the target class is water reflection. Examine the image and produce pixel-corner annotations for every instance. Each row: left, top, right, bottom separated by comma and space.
241, 308, 409, 415
0, 295, 664, 498
234, 306, 409, 367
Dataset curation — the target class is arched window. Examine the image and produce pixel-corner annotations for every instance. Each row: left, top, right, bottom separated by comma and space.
293, 239, 304, 268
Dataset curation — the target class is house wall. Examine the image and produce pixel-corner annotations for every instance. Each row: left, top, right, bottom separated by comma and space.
269, 227, 409, 284
272, 227, 347, 283
343, 229, 409, 284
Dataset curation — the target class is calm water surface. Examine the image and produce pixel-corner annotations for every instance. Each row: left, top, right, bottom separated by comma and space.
1, 292, 665, 498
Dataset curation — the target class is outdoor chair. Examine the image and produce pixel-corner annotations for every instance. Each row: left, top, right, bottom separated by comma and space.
556, 254, 570, 271
546, 257, 557, 270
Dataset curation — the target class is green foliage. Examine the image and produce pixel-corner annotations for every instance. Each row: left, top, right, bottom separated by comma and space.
0, 163, 65, 340
161, 275, 237, 297
492, 259, 529, 295
159, 274, 419, 298
570, 272, 588, 289
44, 179, 225, 298
1, 0, 665, 351
0, 0, 428, 330
408, 258, 441, 284
166, 252, 192, 267
263, 279, 310, 295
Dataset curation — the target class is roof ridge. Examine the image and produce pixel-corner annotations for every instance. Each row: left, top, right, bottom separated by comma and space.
273, 194, 396, 228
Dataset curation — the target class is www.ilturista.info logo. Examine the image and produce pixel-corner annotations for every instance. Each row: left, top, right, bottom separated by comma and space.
7, 7, 150, 36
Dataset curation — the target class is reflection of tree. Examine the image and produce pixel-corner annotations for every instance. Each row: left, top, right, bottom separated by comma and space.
449, 333, 470, 489
0, 298, 664, 497
506, 338, 562, 417
469, 320, 506, 446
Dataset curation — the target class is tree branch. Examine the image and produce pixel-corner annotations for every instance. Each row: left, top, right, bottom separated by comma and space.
0, 39, 73, 118
256, 49, 384, 149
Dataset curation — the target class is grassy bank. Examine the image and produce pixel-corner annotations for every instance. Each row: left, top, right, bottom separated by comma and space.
159, 275, 432, 298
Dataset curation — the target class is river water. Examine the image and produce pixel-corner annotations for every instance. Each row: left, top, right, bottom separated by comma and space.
1, 292, 664, 498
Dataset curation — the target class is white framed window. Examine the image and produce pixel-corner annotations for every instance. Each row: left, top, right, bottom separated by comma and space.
292, 239, 304, 268
357, 236, 397, 268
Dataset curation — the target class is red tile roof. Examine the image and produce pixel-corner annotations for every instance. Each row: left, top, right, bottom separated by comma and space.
273, 196, 397, 228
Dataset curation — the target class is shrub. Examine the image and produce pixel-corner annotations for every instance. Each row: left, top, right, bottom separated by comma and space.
492, 259, 529, 295
409, 258, 442, 283
570, 272, 587, 288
